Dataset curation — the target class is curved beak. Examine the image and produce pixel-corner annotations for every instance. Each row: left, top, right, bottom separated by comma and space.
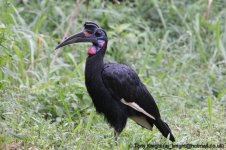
55, 31, 97, 49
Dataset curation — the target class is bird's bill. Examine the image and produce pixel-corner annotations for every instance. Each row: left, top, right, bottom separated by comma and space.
55, 31, 97, 49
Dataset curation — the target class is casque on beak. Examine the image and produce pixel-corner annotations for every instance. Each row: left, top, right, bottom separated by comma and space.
55, 31, 98, 49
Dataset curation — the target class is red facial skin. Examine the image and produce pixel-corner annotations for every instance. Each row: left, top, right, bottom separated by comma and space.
86, 35, 106, 56
88, 46, 96, 56
84, 31, 91, 37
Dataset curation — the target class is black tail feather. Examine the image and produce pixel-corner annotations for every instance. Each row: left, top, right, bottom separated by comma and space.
154, 118, 175, 142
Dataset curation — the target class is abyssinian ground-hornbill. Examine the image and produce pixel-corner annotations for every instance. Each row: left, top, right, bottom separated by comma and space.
56, 22, 175, 142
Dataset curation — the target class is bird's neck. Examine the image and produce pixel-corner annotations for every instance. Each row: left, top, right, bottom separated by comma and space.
85, 50, 105, 101
85, 41, 107, 75
85, 50, 105, 80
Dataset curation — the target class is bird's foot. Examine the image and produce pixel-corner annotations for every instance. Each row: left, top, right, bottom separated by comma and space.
114, 131, 119, 144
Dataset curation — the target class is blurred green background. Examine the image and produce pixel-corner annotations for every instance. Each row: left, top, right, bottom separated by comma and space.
0, 0, 225, 149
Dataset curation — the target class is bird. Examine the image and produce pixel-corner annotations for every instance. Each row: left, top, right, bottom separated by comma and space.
56, 21, 175, 142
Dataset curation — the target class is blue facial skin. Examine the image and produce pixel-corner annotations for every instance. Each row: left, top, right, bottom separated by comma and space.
88, 40, 105, 56
98, 40, 105, 48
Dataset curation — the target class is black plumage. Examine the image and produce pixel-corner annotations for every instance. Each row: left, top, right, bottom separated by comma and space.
56, 21, 175, 142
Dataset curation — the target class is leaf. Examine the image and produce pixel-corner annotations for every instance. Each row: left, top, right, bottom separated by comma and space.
207, 96, 212, 124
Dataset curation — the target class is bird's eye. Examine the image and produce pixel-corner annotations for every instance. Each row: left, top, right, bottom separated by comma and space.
95, 31, 102, 37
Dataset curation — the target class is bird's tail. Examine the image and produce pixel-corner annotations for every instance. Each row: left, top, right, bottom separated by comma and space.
154, 118, 175, 142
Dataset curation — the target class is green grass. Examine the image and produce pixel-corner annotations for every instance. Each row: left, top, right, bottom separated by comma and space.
0, 0, 226, 149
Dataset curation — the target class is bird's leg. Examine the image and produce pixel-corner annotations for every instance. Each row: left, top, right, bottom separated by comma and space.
114, 130, 119, 144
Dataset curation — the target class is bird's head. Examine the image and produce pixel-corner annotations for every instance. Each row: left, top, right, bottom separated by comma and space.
56, 22, 108, 56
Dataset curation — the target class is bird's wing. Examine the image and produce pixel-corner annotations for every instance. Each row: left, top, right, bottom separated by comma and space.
102, 63, 161, 120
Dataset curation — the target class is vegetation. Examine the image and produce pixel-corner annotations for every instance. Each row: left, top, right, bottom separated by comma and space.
0, 0, 225, 149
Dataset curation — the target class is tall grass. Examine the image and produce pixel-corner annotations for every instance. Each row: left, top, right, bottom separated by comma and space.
0, 0, 225, 149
